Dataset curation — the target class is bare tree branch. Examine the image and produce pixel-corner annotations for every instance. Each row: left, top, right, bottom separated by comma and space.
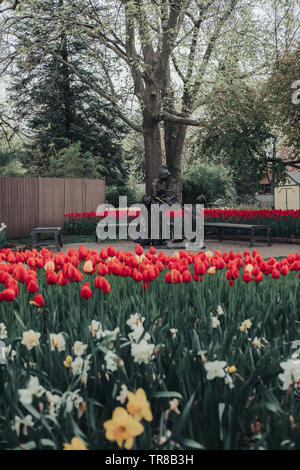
160, 111, 206, 127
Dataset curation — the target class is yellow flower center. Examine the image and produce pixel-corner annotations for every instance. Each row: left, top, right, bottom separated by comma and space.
114, 424, 129, 441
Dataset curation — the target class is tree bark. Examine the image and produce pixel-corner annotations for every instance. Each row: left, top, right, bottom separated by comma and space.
164, 120, 187, 203
142, 109, 162, 194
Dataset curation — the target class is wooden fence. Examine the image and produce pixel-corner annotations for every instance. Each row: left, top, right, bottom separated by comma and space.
0, 177, 106, 238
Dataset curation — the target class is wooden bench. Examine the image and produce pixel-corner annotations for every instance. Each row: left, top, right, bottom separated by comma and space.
30, 227, 63, 251
205, 223, 271, 247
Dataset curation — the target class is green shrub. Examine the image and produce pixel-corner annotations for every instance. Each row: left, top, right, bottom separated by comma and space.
105, 185, 142, 207
182, 164, 236, 205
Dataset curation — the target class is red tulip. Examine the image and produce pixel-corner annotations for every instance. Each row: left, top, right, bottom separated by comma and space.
280, 265, 289, 276
78, 245, 88, 260
182, 270, 192, 283
26, 280, 39, 293
271, 268, 280, 279
29, 294, 45, 307
107, 246, 116, 258
0, 288, 18, 302
56, 271, 69, 285
12, 263, 26, 282
242, 271, 252, 283
291, 261, 300, 271
80, 282, 93, 299
287, 253, 296, 264
254, 271, 263, 282
97, 263, 108, 276
135, 244, 144, 256
46, 271, 58, 284
170, 269, 182, 284
99, 248, 108, 260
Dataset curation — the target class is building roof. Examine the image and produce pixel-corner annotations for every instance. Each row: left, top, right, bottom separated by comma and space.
287, 172, 300, 185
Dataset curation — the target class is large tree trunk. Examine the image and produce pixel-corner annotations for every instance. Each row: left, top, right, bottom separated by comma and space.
143, 110, 162, 194
164, 121, 187, 203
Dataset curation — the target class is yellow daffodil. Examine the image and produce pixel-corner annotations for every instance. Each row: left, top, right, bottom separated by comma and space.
126, 388, 153, 422
63, 355, 73, 368
240, 319, 252, 332
103, 407, 144, 450
63, 437, 88, 450
227, 365, 237, 374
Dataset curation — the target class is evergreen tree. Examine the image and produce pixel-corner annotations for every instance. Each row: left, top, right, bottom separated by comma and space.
8, 0, 129, 186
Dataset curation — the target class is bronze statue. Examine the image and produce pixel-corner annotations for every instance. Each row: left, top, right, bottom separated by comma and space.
151, 165, 171, 202
141, 165, 176, 246
139, 167, 206, 247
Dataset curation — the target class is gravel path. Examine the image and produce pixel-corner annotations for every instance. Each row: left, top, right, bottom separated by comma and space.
60, 238, 300, 257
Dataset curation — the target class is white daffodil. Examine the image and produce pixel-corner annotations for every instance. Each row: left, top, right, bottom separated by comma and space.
46, 392, 62, 417
49, 333, 66, 352
128, 324, 151, 343
116, 384, 129, 404
217, 305, 224, 316
5, 345, 16, 361
224, 373, 234, 389
71, 357, 84, 376
204, 361, 227, 380
131, 339, 155, 365
278, 359, 300, 390
21, 330, 41, 350
71, 390, 84, 409
0, 323, 7, 340
18, 376, 45, 406
89, 320, 101, 337
14, 415, 34, 436
211, 316, 220, 328
81, 354, 92, 385
170, 328, 178, 339
127, 313, 145, 330
252, 337, 262, 349
104, 351, 119, 372
73, 341, 88, 357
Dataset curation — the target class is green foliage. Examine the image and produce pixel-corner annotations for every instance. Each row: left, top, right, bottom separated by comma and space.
7, 1, 130, 186
190, 81, 286, 198
0, 231, 6, 249
0, 153, 27, 176
182, 164, 236, 205
265, 45, 300, 153
46, 142, 106, 179
105, 185, 142, 208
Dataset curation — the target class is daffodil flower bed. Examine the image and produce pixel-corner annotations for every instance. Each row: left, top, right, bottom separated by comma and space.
0, 245, 299, 450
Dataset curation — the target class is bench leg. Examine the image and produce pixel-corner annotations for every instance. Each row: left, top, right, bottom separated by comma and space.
268, 228, 272, 246
250, 228, 254, 247
58, 232, 63, 248
54, 232, 60, 252
31, 233, 37, 249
